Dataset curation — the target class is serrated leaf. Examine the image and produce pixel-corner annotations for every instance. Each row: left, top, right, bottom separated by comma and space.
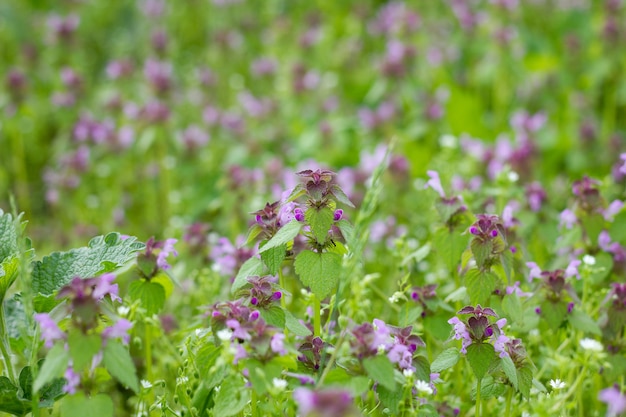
517, 365, 533, 398
68, 330, 102, 372
431, 347, 460, 373
259, 306, 286, 328
32, 233, 144, 295
568, 309, 601, 336
243, 224, 264, 246
285, 184, 306, 203
473, 375, 506, 400
245, 358, 282, 396
103, 340, 139, 393
34, 343, 70, 393
128, 280, 166, 315
413, 355, 430, 383
502, 293, 523, 325
465, 269, 497, 305
0, 376, 29, 416
377, 383, 402, 414
213, 375, 250, 417
284, 310, 312, 337
434, 228, 468, 272
466, 343, 496, 380
541, 300, 567, 330
499, 250, 514, 283
501, 355, 518, 389
294, 250, 342, 299
259, 221, 302, 253
0, 210, 19, 263
231, 256, 265, 294
0, 256, 19, 301
60, 393, 113, 417
18, 365, 65, 408
471, 238, 493, 269
260, 244, 286, 275
330, 185, 355, 207
305, 206, 334, 245
335, 219, 354, 244
402, 243, 431, 266
363, 355, 397, 391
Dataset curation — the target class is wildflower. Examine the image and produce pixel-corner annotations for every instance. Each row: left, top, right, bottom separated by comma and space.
102, 319, 133, 344
565, 259, 581, 279
599, 385, 626, 417
526, 262, 542, 282
447, 317, 471, 354
216, 328, 233, 342
34, 313, 65, 348
580, 338, 603, 352
549, 379, 566, 390
505, 281, 532, 298
141, 379, 153, 389
293, 387, 355, 417
560, 209, 577, 229
604, 200, 624, 222
415, 379, 434, 395
156, 238, 178, 270
92, 273, 121, 302
63, 367, 81, 394
583, 255, 596, 265
388, 291, 405, 303
425, 170, 445, 198
270, 333, 288, 356
272, 378, 288, 391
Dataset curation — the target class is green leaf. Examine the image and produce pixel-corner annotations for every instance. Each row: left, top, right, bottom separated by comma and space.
362, 355, 397, 391
258, 221, 302, 253
294, 250, 342, 299
284, 310, 312, 337
473, 375, 506, 400
499, 250, 514, 283
541, 300, 567, 330
34, 343, 70, 393
417, 404, 440, 417
232, 256, 265, 294
401, 243, 431, 267
0, 376, 29, 416
244, 358, 282, 396
466, 343, 496, 380
212, 375, 250, 417
471, 238, 493, 269
18, 364, 65, 408
243, 224, 263, 246
430, 347, 460, 373
335, 219, 354, 244
568, 309, 601, 336
305, 206, 334, 245
501, 355, 518, 389
434, 228, 469, 272
60, 393, 114, 417
195, 344, 222, 379
0, 210, 19, 263
259, 306, 286, 328
103, 340, 139, 393
0, 256, 19, 302
413, 355, 430, 383
502, 293, 523, 325
377, 383, 402, 415
580, 213, 605, 247
129, 279, 166, 315
517, 365, 533, 398
260, 244, 286, 275
330, 184, 355, 207
465, 269, 497, 306
32, 233, 144, 295
68, 330, 102, 372
285, 184, 306, 203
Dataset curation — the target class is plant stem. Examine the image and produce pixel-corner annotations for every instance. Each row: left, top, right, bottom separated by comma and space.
475, 378, 482, 417
251, 390, 258, 417
278, 267, 286, 309
313, 295, 321, 338
505, 387, 513, 417
0, 303, 16, 382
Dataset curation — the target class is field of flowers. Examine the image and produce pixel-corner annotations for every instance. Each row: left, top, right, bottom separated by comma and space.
1, 0, 626, 416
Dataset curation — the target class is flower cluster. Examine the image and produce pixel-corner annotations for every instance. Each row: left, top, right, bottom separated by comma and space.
137, 237, 178, 279
448, 305, 509, 357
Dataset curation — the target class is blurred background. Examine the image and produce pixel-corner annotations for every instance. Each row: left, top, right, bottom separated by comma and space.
1, 0, 625, 253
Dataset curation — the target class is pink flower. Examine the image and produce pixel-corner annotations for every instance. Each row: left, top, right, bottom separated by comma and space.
102, 319, 133, 344
34, 313, 65, 348
526, 262, 542, 282
425, 170, 445, 198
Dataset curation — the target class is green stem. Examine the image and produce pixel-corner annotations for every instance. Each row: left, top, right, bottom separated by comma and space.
278, 267, 286, 309
251, 390, 258, 417
313, 295, 321, 338
505, 387, 513, 417
0, 303, 16, 382
145, 324, 153, 381
475, 378, 482, 417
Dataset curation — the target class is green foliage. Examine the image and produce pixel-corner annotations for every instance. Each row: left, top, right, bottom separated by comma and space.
128, 279, 166, 315
0, 210, 19, 263
501, 355, 518, 389
470, 239, 493, 270
362, 355, 397, 392
59, 393, 114, 417
284, 310, 312, 337
305, 206, 334, 245
232, 257, 265, 294
103, 340, 139, 393
259, 243, 287, 276
259, 305, 286, 328
33, 343, 70, 393
465, 269, 498, 306
258, 220, 302, 253
294, 250, 342, 299
212, 374, 250, 417
31, 233, 144, 296
466, 343, 496, 381
68, 330, 101, 372
430, 347, 461, 373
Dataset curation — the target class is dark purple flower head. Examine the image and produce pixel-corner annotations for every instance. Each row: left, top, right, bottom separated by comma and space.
526, 182, 547, 212
298, 336, 326, 371
572, 176, 603, 213
333, 209, 343, 221
458, 304, 497, 318
469, 214, 505, 242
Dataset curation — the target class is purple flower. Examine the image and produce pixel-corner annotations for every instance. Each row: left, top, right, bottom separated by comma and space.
387, 343, 413, 370
505, 281, 532, 298
156, 238, 178, 270
425, 170, 445, 198
102, 319, 133, 344
226, 319, 251, 341
333, 209, 343, 221
34, 313, 65, 348
599, 385, 626, 417
92, 273, 121, 302
526, 262, 542, 282
63, 367, 81, 394
560, 209, 577, 229
270, 333, 288, 355
604, 200, 624, 222
565, 259, 581, 280
293, 388, 354, 417
294, 208, 305, 222
448, 317, 471, 354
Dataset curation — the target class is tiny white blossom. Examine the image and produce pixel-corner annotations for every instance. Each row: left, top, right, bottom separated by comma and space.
415, 380, 433, 395
272, 378, 288, 391
439, 134, 457, 148
176, 376, 189, 385
508, 171, 519, 182
549, 379, 566, 390
377, 344, 387, 354
582, 255, 596, 266
141, 380, 153, 389
580, 338, 603, 352
388, 291, 405, 303
216, 328, 233, 342
403, 369, 414, 378
117, 306, 130, 316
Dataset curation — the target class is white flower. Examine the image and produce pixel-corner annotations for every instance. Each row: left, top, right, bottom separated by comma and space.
216, 328, 233, 342
117, 306, 130, 316
377, 344, 387, 355
582, 255, 596, 266
272, 378, 288, 391
141, 379, 153, 389
176, 376, 189, 385
415, 380, 433, 395
549, 379, 566, 390
388, 291, 405, 303
402, 369, 414, 379
580, 338, 603, 352
439, 134, 457, 148
508, 171, 519, 182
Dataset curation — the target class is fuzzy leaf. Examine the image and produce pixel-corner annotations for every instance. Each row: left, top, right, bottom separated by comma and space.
471, 238, 493, 269
473, 375, 506, 400
285, 184, 306, 203
0, 376, 29, 416
232, 256, 265, 294
212, 375, 250, 417
330, 184, 355, 207
362, 355, 397, 391
305, 206, 334, 245
430, 347, 460, 373
259, 306, 286, 328
259, 221, 302, 253
465, 269, 497, 306
0, 210, 19, 263
335, 219, 354, 244
68, 330, 102, 372
502, 293, 523, 325
517, 365, 533, 398
0, 256, 19, 302
541, 300, 567, 330
377, 383, 402, 414
18, 365, 65, 408
434, 228, 469, 272
103, 339, 139, 393
260, 244, 286, 275
466, 343, 496, 380
243, 224, 263, 246
60, 393, 114, 417
413, 355, 430, 383
34, 343, 70, 393
501, 354, 518, 389
128, 279, 166, 315
284, 310, 312, 337
568, 309, 601, 336
32, 233, 144, 295
294, 250, 342, 299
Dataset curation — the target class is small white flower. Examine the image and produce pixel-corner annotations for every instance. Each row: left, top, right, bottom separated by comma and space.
377, 344, 387, 354
415, 380, 433, 395
403, 369, 414, 379
272, 378, 288, 391
549, 379, 566, 390
216, 328, 233, 342
580, 338, 603, 352
117, 306, 130, 316
176, 376, 189, 386
439, 134, 457, 148
582, 255, 596, 266
141, 379, 153, 389
508, 171, 519, 182
388, 291, 405, 303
